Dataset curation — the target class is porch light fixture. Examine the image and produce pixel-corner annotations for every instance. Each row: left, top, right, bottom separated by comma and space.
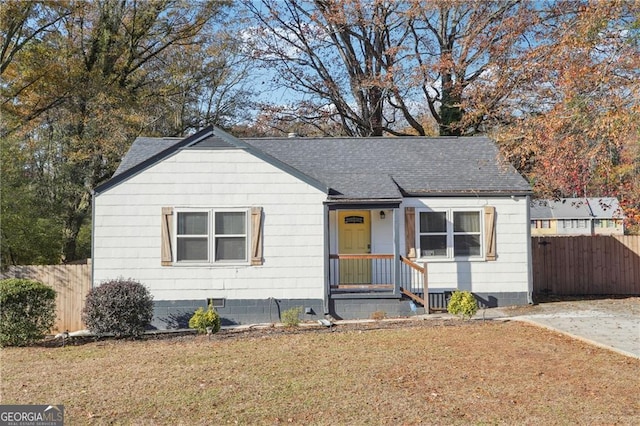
379, 210, 386, 219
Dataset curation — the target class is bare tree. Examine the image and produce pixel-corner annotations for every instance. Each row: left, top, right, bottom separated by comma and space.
244, 0, 415, 136
408, 1, 539, 135
244, 0, 542, 136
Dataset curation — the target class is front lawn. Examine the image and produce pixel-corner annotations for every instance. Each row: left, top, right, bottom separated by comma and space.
1, 320, 638, 424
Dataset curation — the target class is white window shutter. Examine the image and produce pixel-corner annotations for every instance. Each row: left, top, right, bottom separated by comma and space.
161, 207, 174, 266
251, 206, 263, 265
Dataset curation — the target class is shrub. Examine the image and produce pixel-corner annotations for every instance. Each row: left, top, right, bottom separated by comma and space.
281, 306, 303, 327
83, 278, 153, 337
188, 303, 221, 334
447, 290, 479, 320
0, 278, 57, 346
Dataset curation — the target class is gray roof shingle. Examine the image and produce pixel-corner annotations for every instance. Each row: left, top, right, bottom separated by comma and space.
113, 137, 181, 176
244, 136, 531, 198
103, 127, 531, 199
531, 198, 624, 220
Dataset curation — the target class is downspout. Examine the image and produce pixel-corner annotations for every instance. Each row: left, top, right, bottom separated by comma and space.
323, 204, 330, 315
525, 195, 534, 304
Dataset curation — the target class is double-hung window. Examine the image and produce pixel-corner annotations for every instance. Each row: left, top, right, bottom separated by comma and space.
176, 209, 248, 263
418, 209, 482, 259
419, 211, 448, 257
214, 211, 247, 261
177, 211, 209, 261
453, 211, 481, 256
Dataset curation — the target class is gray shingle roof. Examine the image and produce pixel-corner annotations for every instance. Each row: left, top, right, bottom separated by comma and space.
113, 137, 181, 176
531, 198, 624, 220
102, 127, 531, 199
587, 197, 623, 219
244, 136, 531, 198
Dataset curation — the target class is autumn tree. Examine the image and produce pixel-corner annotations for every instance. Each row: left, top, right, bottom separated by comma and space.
498, 0, 640, 229
0, 1, 72, 76
1, 0, 251, 264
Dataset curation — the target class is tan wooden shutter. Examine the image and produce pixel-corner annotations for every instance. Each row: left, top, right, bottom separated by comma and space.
251, 206, 263, 265
161, 207, 174, 266
484, 206, 497, 261
405, 207, 416, 259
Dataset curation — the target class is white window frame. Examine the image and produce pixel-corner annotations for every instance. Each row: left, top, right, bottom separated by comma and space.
175, 208, 210, 263
416, 208, 484, 261
174, 208, 250, 265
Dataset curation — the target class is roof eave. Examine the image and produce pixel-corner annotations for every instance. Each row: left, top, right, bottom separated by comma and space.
403, 189, 533, 197
324, 198, 403, 210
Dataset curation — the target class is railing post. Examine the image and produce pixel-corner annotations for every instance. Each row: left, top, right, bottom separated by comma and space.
423, 262, 429, 314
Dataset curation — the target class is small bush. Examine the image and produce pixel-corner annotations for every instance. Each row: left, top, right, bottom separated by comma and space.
0, 278, 57, 346
370, 310, 386, 320
447, 290, 479, 320
189, 303, 221, 334
83, 278, 153, 337
281, 306, 303, 327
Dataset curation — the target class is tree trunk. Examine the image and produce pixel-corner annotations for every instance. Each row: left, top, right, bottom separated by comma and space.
370, 86, 383, 136
439, 73, 463, 136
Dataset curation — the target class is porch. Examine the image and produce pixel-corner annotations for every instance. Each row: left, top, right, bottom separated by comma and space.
328, 254, 429, 308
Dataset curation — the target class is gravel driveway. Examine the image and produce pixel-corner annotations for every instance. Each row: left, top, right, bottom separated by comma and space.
494, 297, 640, 359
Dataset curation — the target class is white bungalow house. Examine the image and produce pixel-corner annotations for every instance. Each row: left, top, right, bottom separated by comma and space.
92, 126, 533, 328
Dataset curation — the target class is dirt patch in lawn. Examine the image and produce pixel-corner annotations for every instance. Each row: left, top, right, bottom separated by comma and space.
2, 319, 639, 425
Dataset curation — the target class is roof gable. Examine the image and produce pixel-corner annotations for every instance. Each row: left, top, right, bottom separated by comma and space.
95, 126, 328, 195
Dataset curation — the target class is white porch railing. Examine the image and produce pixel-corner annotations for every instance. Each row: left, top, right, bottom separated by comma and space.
328, 254, 426, 298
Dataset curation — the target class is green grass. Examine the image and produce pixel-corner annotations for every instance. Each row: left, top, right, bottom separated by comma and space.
1, 321, 638, 425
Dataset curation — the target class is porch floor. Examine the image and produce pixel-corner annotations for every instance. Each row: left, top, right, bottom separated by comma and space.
330, 284, 394, 293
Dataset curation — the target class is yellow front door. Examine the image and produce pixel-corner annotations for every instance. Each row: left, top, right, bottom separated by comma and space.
338, 210, 372, 284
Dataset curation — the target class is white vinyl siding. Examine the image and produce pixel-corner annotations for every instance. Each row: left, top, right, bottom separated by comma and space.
93, 148, 326, 301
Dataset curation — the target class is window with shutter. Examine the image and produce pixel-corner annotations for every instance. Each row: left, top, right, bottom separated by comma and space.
162, 207, 263, 266
413, 207, 496, 261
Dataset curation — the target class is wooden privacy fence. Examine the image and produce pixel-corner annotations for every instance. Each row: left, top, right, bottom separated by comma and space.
0, 260, 92, 333
532, 236, 640, 296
